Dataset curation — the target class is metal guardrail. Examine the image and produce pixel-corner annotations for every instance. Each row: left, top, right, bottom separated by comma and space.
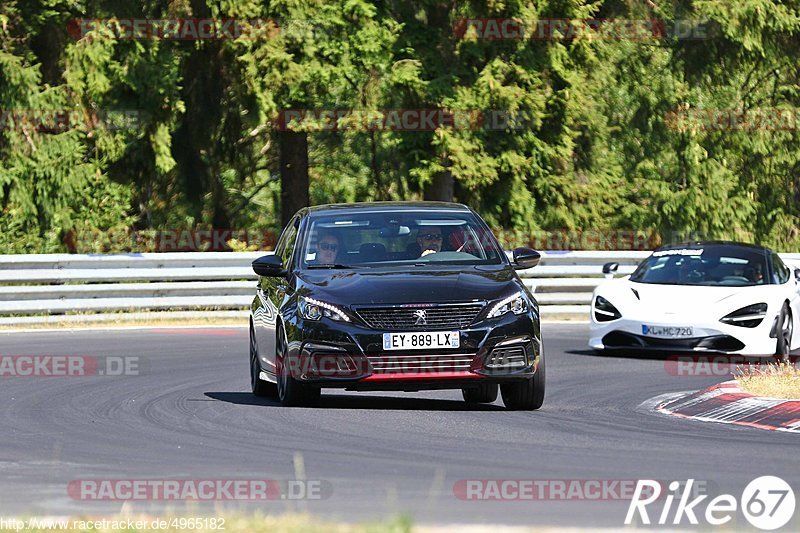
0, 251, 797, 324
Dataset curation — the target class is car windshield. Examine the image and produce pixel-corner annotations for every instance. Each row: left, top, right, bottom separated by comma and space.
629, 246, 771, 286
300, 210, 504, 268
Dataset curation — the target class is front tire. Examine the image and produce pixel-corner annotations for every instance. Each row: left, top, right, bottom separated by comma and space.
276, 329, 321, 407
501, 352, 545, 410
462, 383, 498, 404
776, 304, 793, 363
250, 325, 277, 397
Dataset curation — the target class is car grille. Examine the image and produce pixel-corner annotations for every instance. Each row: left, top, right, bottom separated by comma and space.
355, 304, 484, 331
601, 331, 746, 352
367, 353, 476, 374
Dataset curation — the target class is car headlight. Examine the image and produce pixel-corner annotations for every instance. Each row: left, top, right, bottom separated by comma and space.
720, 303, 767, 328
487, 291, 528, 318
594, 295, 621, 322
299, 296, 351, 322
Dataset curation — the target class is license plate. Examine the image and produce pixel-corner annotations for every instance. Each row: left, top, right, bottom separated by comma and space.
382, 331, 460, 351
642, 325, 694, 337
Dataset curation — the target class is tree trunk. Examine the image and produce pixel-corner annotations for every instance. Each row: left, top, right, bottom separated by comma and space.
279, 130, 310, 227
370, 130, 383, 200
211, 168, 231, 229
423, 171, 454, 202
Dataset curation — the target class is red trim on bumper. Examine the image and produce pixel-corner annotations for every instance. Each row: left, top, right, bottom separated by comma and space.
360, 371, 480, 382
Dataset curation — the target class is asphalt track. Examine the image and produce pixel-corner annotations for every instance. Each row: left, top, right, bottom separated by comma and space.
0, 323, 798, 530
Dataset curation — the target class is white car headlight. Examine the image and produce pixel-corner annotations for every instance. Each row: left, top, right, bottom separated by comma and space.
720, 303, 767, 328
594, 295, 622, 322
299, 296, 350, 322
487, 291, 528, 319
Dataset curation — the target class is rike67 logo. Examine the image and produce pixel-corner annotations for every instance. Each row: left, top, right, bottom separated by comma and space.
626, 476, 796, 530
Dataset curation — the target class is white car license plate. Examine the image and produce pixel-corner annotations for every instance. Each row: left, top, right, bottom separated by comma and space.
382, 331, 460, 351
642, 325, 694, 338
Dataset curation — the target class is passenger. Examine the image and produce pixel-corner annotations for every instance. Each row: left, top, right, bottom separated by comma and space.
703, 254, 722, 283
416, 227, 443, 257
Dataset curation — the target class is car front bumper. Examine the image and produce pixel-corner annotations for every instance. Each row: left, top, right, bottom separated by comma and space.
588, 311, 780, 355
282, 311, 542, 390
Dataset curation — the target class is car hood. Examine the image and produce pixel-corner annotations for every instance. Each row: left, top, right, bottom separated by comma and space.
595, 278, 779, 315
296, 265, 522, 305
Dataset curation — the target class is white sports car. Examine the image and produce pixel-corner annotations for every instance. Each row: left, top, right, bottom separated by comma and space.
589, 242, 800, 357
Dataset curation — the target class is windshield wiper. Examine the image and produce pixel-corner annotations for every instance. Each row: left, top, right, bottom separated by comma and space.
306, 263, 360, 269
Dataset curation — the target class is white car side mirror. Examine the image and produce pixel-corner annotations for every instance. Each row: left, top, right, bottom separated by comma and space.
602, 262, 619, 279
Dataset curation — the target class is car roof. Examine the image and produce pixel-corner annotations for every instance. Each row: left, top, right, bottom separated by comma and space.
306, 201, 472, 216
656, 240, 774, 254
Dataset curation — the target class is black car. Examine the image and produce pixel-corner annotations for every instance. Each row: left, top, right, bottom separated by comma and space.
249, 202, 545, 409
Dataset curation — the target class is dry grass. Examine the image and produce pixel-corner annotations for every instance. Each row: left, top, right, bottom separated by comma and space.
734, 361, 800, 399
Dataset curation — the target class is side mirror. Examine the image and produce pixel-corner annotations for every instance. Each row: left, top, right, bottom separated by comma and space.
795, 268, 800, 282
252, 254, 285, 277
602, 262, 620, 278
512, 247, 541, 270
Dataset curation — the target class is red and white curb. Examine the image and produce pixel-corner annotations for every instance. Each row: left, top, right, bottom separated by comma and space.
652, 380, 800, 433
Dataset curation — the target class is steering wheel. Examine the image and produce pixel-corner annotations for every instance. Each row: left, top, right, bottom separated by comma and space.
685, 269, 704, 283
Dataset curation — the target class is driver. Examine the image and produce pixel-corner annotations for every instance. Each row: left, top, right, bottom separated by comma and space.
678, 257, 704, 283
746, 264, 765, 284
416, 227, 443, 257
754, 265, 764, 284
313, 231, 342, 264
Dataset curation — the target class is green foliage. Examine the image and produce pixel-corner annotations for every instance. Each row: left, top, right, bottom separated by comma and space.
0, 1, 132, 253
1, 0, 799, 253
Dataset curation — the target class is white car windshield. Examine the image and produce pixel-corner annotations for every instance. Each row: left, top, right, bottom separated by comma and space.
629, 246, 771, 286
